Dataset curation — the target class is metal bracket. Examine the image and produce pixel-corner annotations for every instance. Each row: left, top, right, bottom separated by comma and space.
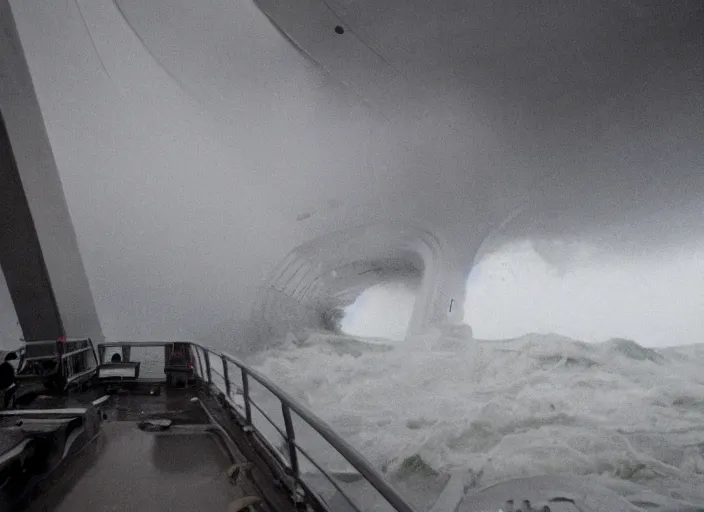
227, 462, 253, 485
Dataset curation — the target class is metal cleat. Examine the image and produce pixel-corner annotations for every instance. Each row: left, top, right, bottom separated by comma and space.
227, 462, 253, 485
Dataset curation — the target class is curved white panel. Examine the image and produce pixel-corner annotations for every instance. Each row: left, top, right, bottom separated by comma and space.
7, 0, 702, 344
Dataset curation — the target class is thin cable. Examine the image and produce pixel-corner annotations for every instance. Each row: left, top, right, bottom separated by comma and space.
73, 0, 118, 89
318, 0, 411, 86
110, 0, 197, 101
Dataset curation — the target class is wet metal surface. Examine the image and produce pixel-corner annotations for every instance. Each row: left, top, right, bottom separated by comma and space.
16, 385, 209, 424
10, 384, 296, 512
12, 386, 235, 511
50, 422, 242, 512
103, 387, 210, 424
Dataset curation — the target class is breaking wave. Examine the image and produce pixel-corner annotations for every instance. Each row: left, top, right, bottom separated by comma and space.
248, 330, 704, 509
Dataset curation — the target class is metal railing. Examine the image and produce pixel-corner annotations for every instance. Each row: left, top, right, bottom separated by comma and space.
100, 341, 416, 512
16, 338, 99, 389
223, 350, 418, 512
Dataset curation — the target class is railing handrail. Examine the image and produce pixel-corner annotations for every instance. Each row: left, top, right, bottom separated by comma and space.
61, 346, 93, 358
100, 341, 177, 347
220, 351, 416, 512
96, 340, 417, 512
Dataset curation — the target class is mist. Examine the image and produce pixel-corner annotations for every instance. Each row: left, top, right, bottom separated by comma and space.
341, 283, 416, 341
338, 240, 704, 348
466, 241, 704, 347
3, 0, 703, 344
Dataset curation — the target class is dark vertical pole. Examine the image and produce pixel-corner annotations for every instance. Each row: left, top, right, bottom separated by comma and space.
241, 370, 252, 426
281, 404, 300, 481
204, 351, 212, 383
221, 354, 231, 397
0, 0, 103, 342
0, 110, 64, 341
194, 347, 205, 380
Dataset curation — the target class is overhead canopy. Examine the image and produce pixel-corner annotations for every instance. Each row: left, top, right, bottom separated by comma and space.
2, 0, 702, 342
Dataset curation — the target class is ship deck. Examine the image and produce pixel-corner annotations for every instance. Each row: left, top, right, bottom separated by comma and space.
10, 387, 282, 512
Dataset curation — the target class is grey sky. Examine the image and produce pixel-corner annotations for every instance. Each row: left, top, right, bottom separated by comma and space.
466, 241, 704, 347
341, 240, 704, 348
3, 0, 703, 344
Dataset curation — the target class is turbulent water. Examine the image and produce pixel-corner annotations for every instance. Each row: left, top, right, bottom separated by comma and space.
247, 330, 704, 510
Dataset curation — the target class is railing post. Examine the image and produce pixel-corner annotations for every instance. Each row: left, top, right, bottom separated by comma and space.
281, 404, 300, 482
190, 346, 200, 379
204, 351, 212, 383
241, 370, 252, 426
221, 354, 231, 397
220, 350, 417, 512
196, 348, 206, 381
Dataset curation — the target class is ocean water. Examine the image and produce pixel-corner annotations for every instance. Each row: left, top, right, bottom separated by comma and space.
246, 330, 704, 510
